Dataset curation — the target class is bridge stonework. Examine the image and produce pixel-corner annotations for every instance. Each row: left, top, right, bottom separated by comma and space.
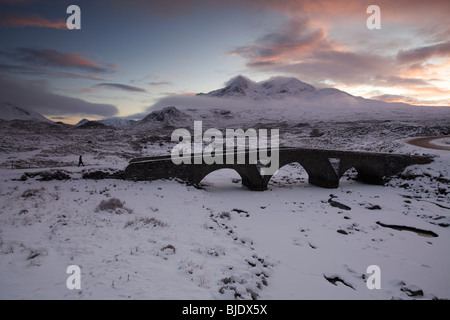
123, 148, 432, 190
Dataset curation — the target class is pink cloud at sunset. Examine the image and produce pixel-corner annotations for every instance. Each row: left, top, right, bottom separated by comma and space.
221, 0, 450, 105
0, 47, 118, 75
0, 12, 66, 29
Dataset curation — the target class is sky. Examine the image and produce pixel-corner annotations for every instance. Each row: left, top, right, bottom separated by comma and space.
0, 0, 449, 124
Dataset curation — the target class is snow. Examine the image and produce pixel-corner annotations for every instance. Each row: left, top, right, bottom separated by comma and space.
99, 118, 136, 128
0, 102, 52, 123
430, 137, 450, 148
0, 75, 449, 300
0, 135, 449, 300
202, 75, 315, 99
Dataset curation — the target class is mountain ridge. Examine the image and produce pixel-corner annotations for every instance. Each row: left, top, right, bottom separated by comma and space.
137, 106, 192, 127
199, 75, 318, 99
0, 102, 52, 122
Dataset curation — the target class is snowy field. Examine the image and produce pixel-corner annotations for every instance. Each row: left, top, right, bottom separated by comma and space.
430, 137, 450, 148
0, 128, 449, 300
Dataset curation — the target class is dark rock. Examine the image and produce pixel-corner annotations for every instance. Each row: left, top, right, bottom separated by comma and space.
24, 170, 71, 181
329, 198, 351, 210
401, 286, 424, 297
82, 170, 125, 180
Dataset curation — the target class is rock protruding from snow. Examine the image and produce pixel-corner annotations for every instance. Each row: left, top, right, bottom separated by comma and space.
0, 102, 52, 122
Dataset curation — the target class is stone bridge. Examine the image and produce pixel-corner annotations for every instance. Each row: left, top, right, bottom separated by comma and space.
123, 147, 432, 190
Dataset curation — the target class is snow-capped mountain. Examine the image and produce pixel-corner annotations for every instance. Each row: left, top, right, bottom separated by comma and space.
0, 102, 52, 122
259, 77, 316, 98
151, 75, 450, 124
201, 75, 255, 98
312, 87, 352, 99
199, 75, 316, 99
137, 106, 192, 127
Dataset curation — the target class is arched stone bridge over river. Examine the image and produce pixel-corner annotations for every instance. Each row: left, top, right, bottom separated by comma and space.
123, 147, 432, 191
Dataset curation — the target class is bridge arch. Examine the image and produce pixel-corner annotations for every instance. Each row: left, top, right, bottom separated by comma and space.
264, 162, 309, 188
192, 164, 265, 190
194, 168, 246, 188
265, 155, 341, 188
340, 166, 358, 182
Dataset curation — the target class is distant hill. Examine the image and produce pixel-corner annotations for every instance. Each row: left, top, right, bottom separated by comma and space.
75, 117, 136, 128
137, 106, 192, 127
99, 117, 136, 127
76, 120, 111, 129
74, 118, 90, 127
0, 102, 52, 122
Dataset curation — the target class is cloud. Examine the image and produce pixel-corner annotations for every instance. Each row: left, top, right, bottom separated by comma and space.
0, 12, 66, 29
371, 94, 417, 104
374, 76, 430, 87
0, 48, 119, 82
371, 93, 450, 106
146, 94, 252, 113
230, 17, 330, 67
114, 0, 450, 24
122, 112, 149, 120
227, 0, 450, 22
229, 13, 447, 90
0, 77, 119, 117
287, 51, 395, 84
148, 81, 173, 88
397, 41, 450, 65
0, 63, 105, 80
230, 16, 396, 85
1, 48, 115, 74
94, 83, 147, 93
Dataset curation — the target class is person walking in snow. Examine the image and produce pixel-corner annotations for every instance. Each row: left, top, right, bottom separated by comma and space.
78, 155, 84, 167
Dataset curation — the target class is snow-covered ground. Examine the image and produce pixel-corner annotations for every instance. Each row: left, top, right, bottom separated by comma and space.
0, 131, 449, 299
430, 137, 450, 148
